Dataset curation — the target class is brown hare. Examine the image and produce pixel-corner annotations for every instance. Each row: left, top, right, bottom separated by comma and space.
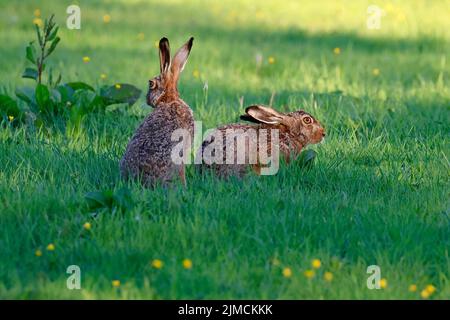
199, 105, 325, 178
120, 37, 194, 187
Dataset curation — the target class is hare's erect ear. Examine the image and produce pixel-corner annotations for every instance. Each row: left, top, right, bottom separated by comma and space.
171, 37, 194, 83
244, 105, 285, 125
159, 37, 171, 74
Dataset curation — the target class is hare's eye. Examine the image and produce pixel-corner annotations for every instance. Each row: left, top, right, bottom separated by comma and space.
303, 116, 312, 124
149, 80, 156, 89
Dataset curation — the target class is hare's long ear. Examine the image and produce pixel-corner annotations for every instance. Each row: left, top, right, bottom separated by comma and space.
243, 105, 286, 125
240, 114, 261, 124
159, 37, 171, 75
171, 37, 194, 84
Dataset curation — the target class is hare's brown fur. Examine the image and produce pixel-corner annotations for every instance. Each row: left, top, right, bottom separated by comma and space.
200, 106, 325, 178
120, 37, 194, 187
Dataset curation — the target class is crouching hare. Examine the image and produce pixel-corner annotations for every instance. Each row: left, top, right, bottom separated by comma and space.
199, 105, 325, 178
120, 37, 194, 187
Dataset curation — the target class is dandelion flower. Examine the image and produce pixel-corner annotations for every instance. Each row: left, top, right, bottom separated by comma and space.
46, 243, 55, 251
34, 9, 41, 17
333, 47, 341, 55
385, 3, 395, 13
115, 84, 121, 89
33, 18, 43, 27
8, 115, 14, 122
182, 259, 193, 269
112, 280, 121, 287
396, 12, 406, 22
312, 259, 321, 269
83, 222, 91, 230
408, 284, 417, 292
193, 70, 200, 78
324, 271, 333, 282
151, 259, 163, 269
255, 10, 264, 19
35, 249, 42, 257
425, 284, 436, 294
268, 56, 275, 64
372, 68, 380, 76
103, 14, 111, 23
100, 73, 107, 80
282, 267, 292, 278
304, 269, 315, 279
82, 56, 90, 63
421, 289, 430, 299
379, 278, 388, 288
137, 32, 145, 41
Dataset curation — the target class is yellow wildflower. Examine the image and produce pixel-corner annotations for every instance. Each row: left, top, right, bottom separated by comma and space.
183, 259, 192, 269
333, 47, 341, 55
312, 259, 321, 269
8, 115, 14, 122
421, 289, 430, 299
396, 12, 406, 22
304, 269, 315, 279
35, 249, 42, 257
193, 70, 200, 78
372, 68, 380, 76
408, 284, 417, 292
100, 73, 107, 80
151, 259, 163, 269
324, 272, 333, 282
46, 243, 55, 251
103, 14, 111, 23
112, 280, 121, 287
282, 267, 292, 278
82, 56, 90, 63
83, 222, 91, 230
34, 9, 41, 17
425, 284, 436, 294
255, 11, 264, 19
379, 278, 388, 288
33, 18, 43, 27
268, 56, 275, 64
385, 3, 395, 13
115, 84, 121, 89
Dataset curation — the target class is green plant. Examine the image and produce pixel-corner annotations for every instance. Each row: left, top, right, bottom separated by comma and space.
0, 93, 22, 125
23, 14, 60, 85
85, 187, 135, 215
0, 14, 142, 129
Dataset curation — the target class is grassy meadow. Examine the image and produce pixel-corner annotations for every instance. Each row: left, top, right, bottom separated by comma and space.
0, 0, 449, 299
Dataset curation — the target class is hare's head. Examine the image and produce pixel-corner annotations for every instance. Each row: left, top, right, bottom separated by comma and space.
147, 37, 194, 107
240, 105, 326, 145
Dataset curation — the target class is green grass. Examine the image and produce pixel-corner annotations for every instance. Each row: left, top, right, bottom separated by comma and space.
0, 0, 449, 299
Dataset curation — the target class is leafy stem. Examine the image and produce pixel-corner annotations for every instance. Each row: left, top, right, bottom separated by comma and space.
24, 14, 60, 85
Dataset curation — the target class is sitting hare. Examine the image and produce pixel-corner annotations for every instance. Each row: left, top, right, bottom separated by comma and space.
120, 37, 194, 187
199, 105, 325, 178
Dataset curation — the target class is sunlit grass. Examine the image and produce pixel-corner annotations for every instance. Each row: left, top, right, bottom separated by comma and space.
0, 0, 449, 299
